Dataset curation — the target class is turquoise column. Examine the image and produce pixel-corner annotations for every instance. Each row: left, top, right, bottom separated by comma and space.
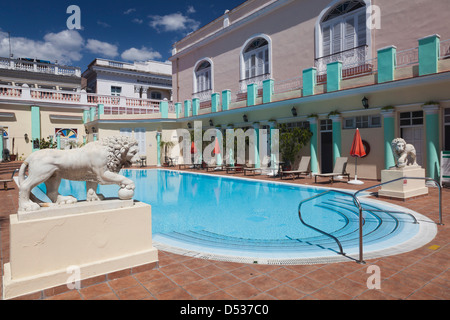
156, 132, 162, 167
382, 110, 396, 169
184, 100, 191, 118
31, 106, 40, 152
175, 102, 182, 118
247, 83, 257, 107
327, 61, 342, 92
90, 107, 96, 122
377, 46, 397, 83
160, 100, 169, 118
268, 121, 278, 171
307, 117, 319, 174
56, 134, 61, 150
330, 115, 342, 165
419, 34, 440, 76
423, 104, 440, 180
225, 126, 235, 167
222, 90, 231, 111
83, 109, 90, 124
302, 67, 317, 96
211, 93, 220, 113
253, 123, 260, 168
97, 104, 104, 120
192, 98, 200, 116
262, 79, 274, 103
93, 134, 98, 142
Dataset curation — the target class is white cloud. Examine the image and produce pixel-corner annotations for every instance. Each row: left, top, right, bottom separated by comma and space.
124, 8, 136, 15
97, 21, 111, 28
121, 46, 162, 62
187, 6, 196, 14
86, 39, 119, 58
149, 13, 200, 33
132, 18, 143, 24
0, 30, 84, 64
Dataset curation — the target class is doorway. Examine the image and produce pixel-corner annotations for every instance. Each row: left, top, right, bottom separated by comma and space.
320, 119, 333, 173
400, 111, 424, 166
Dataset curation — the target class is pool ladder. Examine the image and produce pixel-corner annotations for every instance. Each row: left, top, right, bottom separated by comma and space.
298, 177, 444, 265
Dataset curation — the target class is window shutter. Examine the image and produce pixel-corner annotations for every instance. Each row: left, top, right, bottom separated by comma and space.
322, 26, 331, 56
344, 17, 356, 51
332, 23, 342, 54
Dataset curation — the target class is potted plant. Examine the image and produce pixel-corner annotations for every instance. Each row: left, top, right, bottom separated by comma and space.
278, 124, 313, 171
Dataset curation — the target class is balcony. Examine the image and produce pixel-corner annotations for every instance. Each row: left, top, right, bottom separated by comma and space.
239, 73, 271, 92
0, 83, 175, 120
0, 57, 81, 77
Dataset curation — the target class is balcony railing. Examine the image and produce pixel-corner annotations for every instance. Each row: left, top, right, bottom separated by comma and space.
192, 89, 212, 102
0, 57, 81, 77
31, 88, 81, 102
315, 45, 369, 75
239, 73, 271, 92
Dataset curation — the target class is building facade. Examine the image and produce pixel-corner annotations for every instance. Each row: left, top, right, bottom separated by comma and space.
169, 0, 450, 180
0, 56, 177, 164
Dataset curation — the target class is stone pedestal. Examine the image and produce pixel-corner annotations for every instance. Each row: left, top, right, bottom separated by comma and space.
2, 200, 158, 300
378, 166, 428, 200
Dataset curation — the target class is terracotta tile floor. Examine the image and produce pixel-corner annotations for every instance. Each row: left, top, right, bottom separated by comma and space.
0, 163, 449, 300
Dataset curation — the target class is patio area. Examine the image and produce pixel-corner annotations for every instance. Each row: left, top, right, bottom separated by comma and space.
0, 162, 448, 300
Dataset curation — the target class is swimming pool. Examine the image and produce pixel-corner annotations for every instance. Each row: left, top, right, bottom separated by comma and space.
33, 169, 437, 265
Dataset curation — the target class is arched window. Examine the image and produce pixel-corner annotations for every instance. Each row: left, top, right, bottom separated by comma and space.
243, 37, 269, 79
316, 0, 369, 72
195, 60, 212, 94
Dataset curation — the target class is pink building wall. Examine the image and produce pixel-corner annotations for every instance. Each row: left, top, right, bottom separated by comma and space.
171, 0, 450, 103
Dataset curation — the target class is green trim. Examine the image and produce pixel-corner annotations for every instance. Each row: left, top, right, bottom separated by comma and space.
378, 46, 396, 83
419, 34, 440, 76
247, 83, 257, 107
326, 61, 342, 92
302, 68, 317, 97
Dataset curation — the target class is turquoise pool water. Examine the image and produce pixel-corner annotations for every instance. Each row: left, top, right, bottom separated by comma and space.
34, 169, 433, 263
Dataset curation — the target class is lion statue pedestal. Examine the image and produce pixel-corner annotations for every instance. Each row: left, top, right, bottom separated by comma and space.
378, 138, 428, 200
3, 136, 159, 300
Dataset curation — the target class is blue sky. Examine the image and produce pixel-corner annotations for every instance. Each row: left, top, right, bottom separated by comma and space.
0, 0, 246, 70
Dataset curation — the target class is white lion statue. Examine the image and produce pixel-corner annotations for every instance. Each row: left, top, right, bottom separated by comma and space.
391, 138, 418, 168
18, 136, 140, 212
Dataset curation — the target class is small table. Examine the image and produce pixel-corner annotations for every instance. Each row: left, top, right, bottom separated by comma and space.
139, 156, 147, 167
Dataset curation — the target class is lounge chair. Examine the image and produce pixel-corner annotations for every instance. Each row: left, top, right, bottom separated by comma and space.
226, 164, 244, 174
280, 156, 311, 180
206, 164, 225, 172
0, 169, 19, 190
243, 165, 262, 176
314, 157, 350, 184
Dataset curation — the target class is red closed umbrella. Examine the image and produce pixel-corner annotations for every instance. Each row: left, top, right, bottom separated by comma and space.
350, 128, 366, 158
349, 128, 366, 185
213, 137, 220, 155
191, 141, 197, 154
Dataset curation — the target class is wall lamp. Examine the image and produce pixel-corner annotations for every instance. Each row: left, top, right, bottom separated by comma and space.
362, 97, 369, 109
187, 122, 192, 129
209, 119, 214, 127
291, 107, 298, 117
92, 127, 97, 133
243, 114, 248, 122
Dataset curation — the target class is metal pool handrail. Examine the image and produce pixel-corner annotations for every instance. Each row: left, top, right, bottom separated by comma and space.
297, 176, 444, 265
298, 189, 365, 263
354, 177, 443, 226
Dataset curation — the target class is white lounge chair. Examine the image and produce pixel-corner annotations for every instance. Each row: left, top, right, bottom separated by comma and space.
314, 157, 350, 184
280, 156, 311, 180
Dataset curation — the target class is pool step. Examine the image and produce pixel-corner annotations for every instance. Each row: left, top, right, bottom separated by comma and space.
154, 198, 411, 256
